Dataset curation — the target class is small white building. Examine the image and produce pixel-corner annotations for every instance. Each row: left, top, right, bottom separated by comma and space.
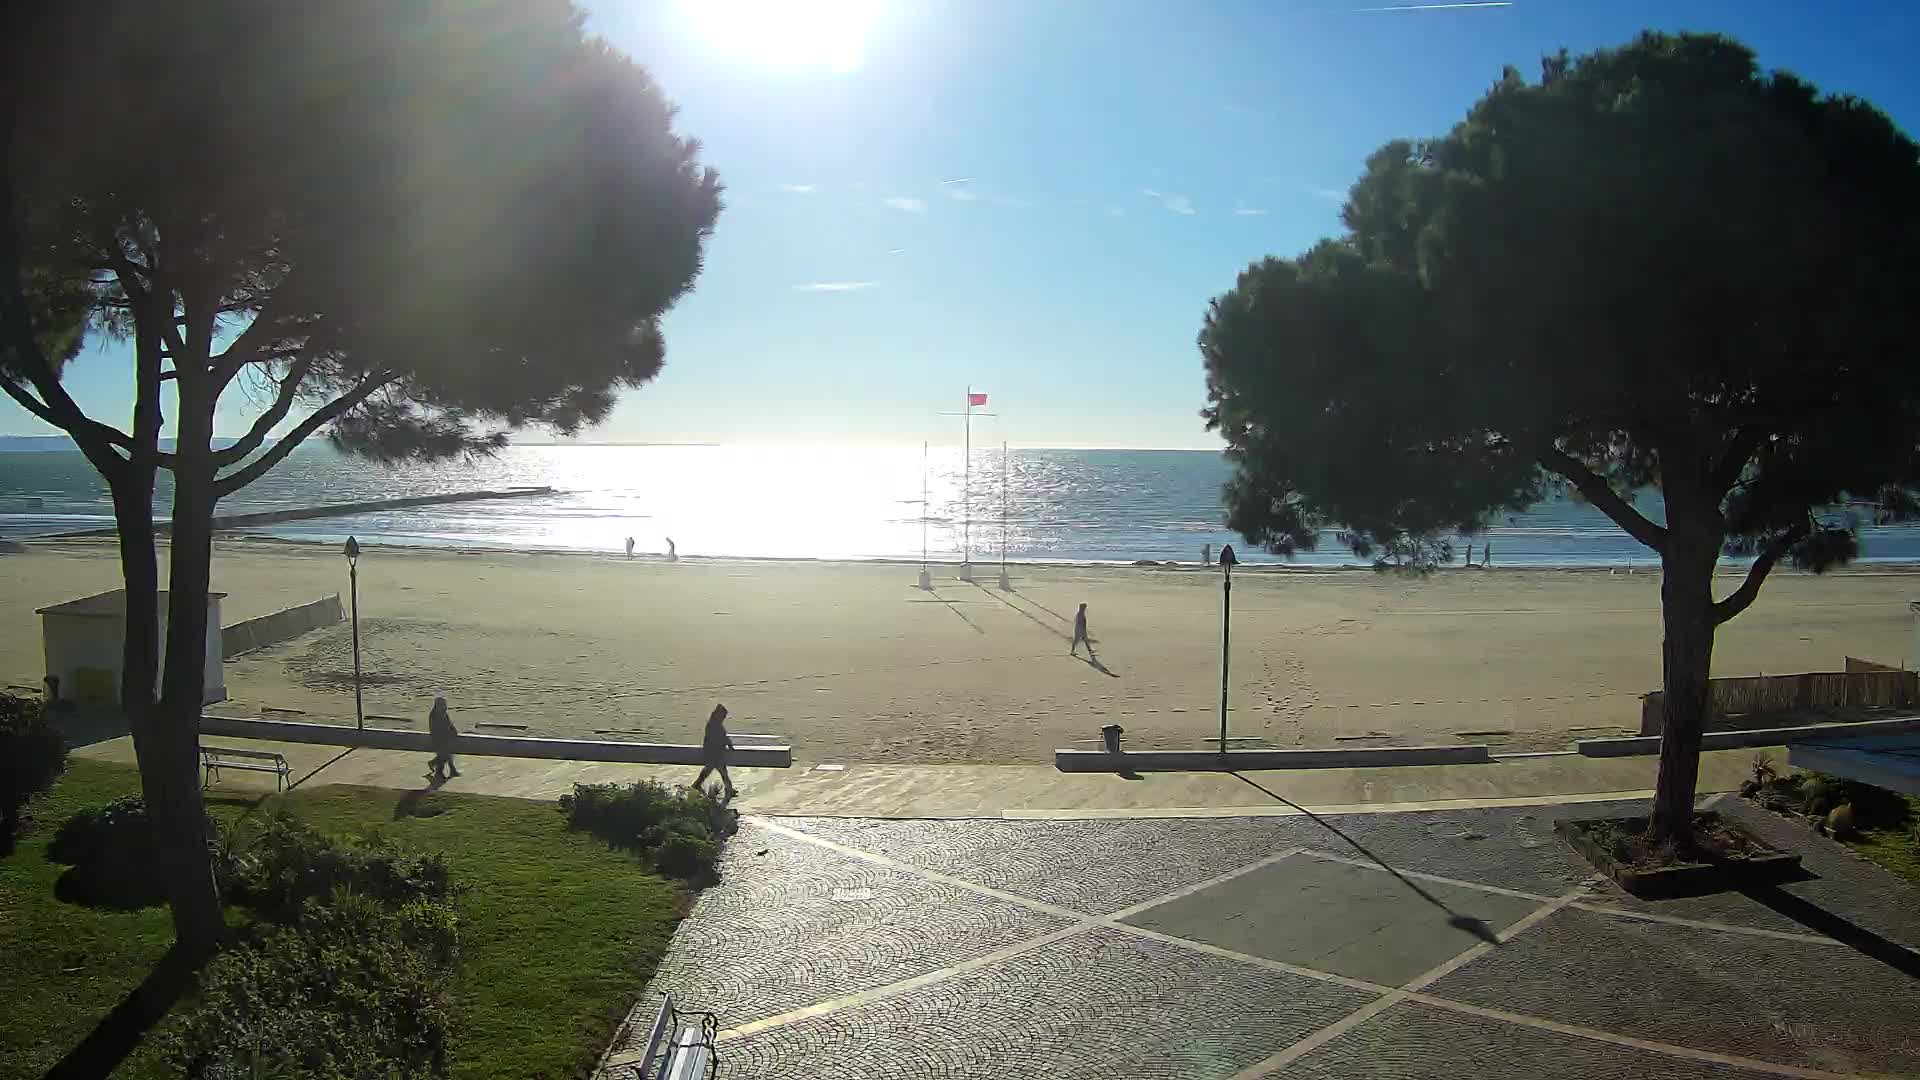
36, 590, 226, 706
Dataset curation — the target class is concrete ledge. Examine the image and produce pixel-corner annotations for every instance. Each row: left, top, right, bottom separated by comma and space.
198, 715, 792, 767
1578, 715, 1920, 757
221, 594, 343, 658
1054, 744, 1493, 772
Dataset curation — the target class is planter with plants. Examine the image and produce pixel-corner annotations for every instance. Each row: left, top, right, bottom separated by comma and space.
1739, 753, 1919, 884
1555, 811, 1801, 899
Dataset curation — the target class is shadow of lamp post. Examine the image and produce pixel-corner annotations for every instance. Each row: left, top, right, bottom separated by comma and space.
344, 536, 363, 731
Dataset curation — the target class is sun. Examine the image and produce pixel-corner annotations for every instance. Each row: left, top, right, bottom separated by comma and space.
676, 0, 882, 74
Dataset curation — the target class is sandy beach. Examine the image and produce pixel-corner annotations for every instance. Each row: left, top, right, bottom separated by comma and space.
3, 538, 1913, 764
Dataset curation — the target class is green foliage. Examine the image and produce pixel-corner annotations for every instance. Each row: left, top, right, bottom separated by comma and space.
46, 795, 219, 909
0, 692, 66, 845
1200, 31, 1920, 572
558, 781, 733, 882
162, 892, 456, 1079
220, 811, 453, 925
163, 813, 459, 1078
1799, 775, 1842, 817
1826, 804, 1859, 840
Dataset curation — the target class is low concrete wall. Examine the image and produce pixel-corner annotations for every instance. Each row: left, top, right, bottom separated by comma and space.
221, 594, 343, 658
1580, 715, 1920, 758
1054, 744, 1492, 773
1845, 656, 1903, 674
1639, 669, 1920, 735
197, 715, 793, 768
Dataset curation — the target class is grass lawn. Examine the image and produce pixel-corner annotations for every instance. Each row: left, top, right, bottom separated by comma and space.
1, 760, 686, 1080
1849, 825, 1920, 887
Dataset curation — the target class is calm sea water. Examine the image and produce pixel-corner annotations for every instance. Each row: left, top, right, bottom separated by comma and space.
3, 444, 1918, 567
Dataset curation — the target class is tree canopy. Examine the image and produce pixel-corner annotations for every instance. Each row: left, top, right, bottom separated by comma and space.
1199, 31, 1920, 839
1, 0, 722, 950
3, 0, 722, 477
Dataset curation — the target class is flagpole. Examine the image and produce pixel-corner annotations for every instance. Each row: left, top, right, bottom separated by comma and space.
961, 386, 972, 580
998, 440, 1011, 590
919, 441, 932, 590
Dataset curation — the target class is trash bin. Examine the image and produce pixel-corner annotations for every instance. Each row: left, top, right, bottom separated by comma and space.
1101, 723, 1124, 755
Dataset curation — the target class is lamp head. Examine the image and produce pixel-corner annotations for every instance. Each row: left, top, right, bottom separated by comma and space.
344, 536, 360, 564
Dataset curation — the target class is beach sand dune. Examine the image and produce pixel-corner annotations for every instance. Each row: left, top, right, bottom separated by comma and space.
3, 540, 1910, 764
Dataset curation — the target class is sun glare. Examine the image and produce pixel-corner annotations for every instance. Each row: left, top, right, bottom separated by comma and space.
677, 0, 881, 74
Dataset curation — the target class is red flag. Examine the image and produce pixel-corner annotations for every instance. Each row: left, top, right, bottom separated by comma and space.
968, 392, 988, 406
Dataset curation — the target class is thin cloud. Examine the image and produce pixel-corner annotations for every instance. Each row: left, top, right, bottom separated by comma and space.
776, 183, 816, 194
886, 248, 907, 255
1233, 206, 1271, 216
793, 281, 878, 292
1140, 188, 1196, 215
1356, 1, 1512, 10
1310, 187, 1346, 202
940, 177, 975, 185
945, 187, 980, 201
1107, 205, 1127, 217
882, 196, 927, 213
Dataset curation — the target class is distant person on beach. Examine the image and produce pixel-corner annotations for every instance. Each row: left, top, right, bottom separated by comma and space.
1483, 542, 1493, 568
1203, 543, 1211, 566
693, 703, 738, 799
625, 536, 635, 559
427, 696, 461, 783
666, 537, 678, 562
1463, 541, 1473, 567
1070, 603, 1091, 656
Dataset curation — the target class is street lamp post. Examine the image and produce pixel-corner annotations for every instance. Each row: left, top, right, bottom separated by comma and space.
1218, 544, 1237, 759
344, 536, 363, 731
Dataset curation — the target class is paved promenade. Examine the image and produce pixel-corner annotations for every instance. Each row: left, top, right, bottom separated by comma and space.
609, 799, 1920, 1079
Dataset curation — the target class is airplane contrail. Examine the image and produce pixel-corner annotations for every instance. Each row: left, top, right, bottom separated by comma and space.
940, 177, 974, 185
1358, 1, 1513, 11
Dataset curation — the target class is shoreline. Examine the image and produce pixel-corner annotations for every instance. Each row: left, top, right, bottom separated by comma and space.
20, 531, 1920, 578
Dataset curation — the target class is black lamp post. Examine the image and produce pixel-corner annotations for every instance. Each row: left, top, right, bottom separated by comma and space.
344, 536, 363, 731
1218, 543, 1237, 759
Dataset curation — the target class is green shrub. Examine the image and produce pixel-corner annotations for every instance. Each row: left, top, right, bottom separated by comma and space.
1800, 774, 1909, 828
222, 811, 451, 925
47, 795, 220, 908
163, 892, 455, 1079
0, 692, 67, 847
1827, 803, 1859, 840
558, 780, 733, 882
165, 821, 459, 1078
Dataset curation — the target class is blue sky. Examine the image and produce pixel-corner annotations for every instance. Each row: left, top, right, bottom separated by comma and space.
7, 0, 1918, 449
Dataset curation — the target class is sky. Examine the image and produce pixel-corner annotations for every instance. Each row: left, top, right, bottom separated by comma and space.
7, 0, 1919, 450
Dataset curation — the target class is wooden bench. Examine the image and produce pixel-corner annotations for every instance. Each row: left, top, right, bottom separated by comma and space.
200, 745, 292, 791
631, 995, 716, 1079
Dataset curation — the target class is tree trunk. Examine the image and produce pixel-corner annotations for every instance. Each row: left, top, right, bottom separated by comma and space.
1650, 531, 1719, 844
150, 395, 225, 950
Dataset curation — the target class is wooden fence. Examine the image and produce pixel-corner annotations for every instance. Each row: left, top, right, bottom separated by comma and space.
1639, 666, 1918, 735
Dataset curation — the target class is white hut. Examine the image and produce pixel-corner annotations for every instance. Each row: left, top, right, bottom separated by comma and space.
36, 590, 226, 705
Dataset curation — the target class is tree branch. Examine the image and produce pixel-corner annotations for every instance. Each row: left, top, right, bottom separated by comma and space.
1708, 426, 1766, 494
1713, 525, 1806, 624
212, 359, 313, 467
1537, 444, 1669, 553
213, 372, 393, 497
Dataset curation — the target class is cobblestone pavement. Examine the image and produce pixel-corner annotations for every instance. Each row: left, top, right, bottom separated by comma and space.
605, 798, 1920, 1079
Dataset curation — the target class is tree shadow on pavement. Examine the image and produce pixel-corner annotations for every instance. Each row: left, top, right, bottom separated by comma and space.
1230, 772, 1500, 945
1738, 881, 1920, 981
41, 942, 212, 1080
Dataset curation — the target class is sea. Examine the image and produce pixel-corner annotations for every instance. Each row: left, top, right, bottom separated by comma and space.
4, 443, 1919, 568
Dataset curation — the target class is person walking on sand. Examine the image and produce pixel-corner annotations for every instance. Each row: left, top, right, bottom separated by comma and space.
692, 703, 738, 799
665, 537, 678, 562
1070, 602, 1091, 656
1203, 543, 1211, 566
625, 536, 635, 559
426, 696, 461, 783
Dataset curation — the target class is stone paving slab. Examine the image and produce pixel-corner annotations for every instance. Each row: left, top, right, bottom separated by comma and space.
630, 821, 1073, 1033
1275, 1000, 1790, 1080
713, 926, 1381, 1080
1122, 855, 1543, 986
1427, 904, 1920, 1076
776, 815, 1327, 915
